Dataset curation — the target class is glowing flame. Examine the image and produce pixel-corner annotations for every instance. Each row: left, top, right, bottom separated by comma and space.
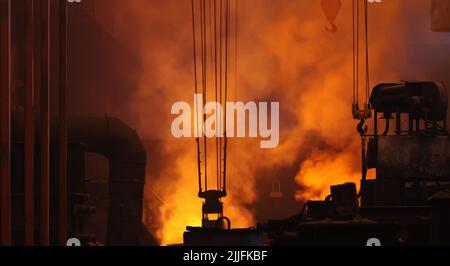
295, 146, 361, 201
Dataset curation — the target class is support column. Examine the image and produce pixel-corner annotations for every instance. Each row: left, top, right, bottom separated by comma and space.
40, 0, 51, 246
24, 0, 36, 246
58, 0, 68, 246
0, 0, 12, 246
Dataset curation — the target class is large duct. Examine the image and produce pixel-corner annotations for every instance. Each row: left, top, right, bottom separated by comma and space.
68, 116, 147, 245
10, 114, 151, 245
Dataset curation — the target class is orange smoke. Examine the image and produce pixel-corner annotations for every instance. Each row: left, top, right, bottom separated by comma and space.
142, 0, 406, 245
93, 0, 431, 245
295, 145, 361, 201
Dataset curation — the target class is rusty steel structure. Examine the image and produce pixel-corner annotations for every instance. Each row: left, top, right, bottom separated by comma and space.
0, 0, 68, 246
0, 0, 12, 246
58, 0, 68, 246
24, 0, 35, 247
40, 0, 51, 246
0, 1, 154, 246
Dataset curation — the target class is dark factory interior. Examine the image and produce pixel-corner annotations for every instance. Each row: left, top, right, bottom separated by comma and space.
1, 0, 450, 249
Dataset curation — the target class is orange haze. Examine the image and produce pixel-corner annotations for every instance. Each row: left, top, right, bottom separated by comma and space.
94, 0, 432, 245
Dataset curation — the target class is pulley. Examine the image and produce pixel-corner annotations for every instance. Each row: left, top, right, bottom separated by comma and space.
352, 103, 372, 120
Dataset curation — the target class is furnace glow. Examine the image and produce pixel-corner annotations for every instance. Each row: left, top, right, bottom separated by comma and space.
171, 94, 280, 148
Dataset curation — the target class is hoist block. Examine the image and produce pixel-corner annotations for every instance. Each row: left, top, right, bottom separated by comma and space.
431, 0, 450, 32
321, 0, 342, 33
199, 190, 227, 215
352, 103, 372, 121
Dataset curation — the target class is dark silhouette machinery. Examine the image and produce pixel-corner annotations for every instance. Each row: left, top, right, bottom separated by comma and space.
9, 113, 153, 246
184, 1, 450, 246
257, 2, 449, 246
261, 81, 450, 246
0, 0, 156, 246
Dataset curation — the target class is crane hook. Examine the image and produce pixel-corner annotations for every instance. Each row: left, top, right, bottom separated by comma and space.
321, 0, 342, 33
357, 119, 368, 136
